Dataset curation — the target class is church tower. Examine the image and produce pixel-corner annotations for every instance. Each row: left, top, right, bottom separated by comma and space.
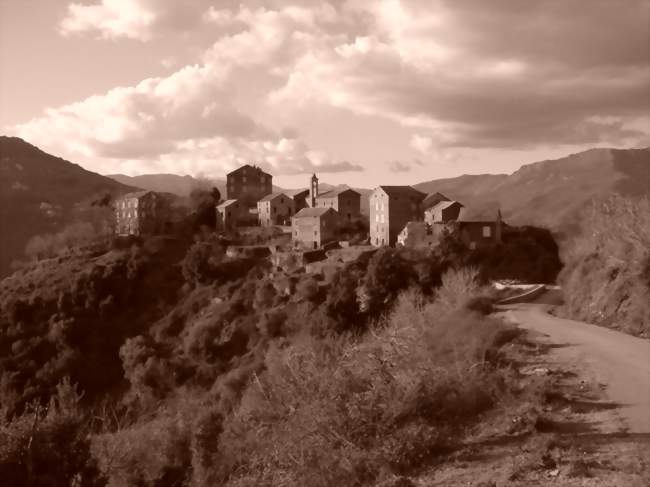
309, 173, 319, 207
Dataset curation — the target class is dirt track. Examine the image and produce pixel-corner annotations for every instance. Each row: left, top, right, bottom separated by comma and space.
503, 290, 650, 434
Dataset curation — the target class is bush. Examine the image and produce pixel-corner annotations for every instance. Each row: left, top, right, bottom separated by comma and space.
559, 196, 650, 336
208, 281, 512, 486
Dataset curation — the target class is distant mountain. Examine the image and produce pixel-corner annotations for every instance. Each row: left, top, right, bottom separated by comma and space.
414, 147, 650, 237
0, 136, 137, 276
107, 173, 290, 200
107, 173, 227, 198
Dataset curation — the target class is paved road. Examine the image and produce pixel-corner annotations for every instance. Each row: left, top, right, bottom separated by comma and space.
502, 291, 650, 434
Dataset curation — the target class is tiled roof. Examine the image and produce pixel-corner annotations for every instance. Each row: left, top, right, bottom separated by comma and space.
227, 164, 272, 177
427, 200, 463, 213
258, 192, 288, 202
293, 207, 335, 218
377, 185, 427, 199
216, 199, 240, 209
316, 186, 360, 199
121, 190, 151, 199
422, 192, 450, 209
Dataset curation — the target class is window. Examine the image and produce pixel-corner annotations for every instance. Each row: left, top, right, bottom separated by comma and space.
380, 214, 385, 224
483, 226, 492, 238
375, 214, 380, 223
470, 242, 477, 250
314, 230, 317, 236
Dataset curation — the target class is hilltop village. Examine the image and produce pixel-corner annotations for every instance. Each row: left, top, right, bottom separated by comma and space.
115, 163, 503, 255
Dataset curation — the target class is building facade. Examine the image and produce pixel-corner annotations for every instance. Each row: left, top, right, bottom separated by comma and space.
288, 189, 310, 212
314, 188, 361, 221
424, 200, 464, 224
226, 164, 272, 207
115, 191, 170, 236
369, 186, 427, 246
257, 193, 295, 226
216, 199, 249, 230
291, 207, 340, 249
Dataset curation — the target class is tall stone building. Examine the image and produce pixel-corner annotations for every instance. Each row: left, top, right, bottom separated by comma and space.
115, 191, 171, 236
369, 186, 427, 246
226, 164, 272, 207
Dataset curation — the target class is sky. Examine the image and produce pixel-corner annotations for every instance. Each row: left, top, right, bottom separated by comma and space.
1, 0, 648, 188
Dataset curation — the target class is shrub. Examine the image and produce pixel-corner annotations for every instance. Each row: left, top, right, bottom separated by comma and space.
210, 284, 511, 486
559, 196, 650, 336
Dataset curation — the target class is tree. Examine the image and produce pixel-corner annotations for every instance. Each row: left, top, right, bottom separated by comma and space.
364, 248, 415, 315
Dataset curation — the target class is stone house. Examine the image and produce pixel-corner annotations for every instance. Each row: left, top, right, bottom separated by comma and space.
424, 200, 464, 224
115, 191, 171, 236
314, 188, 361, 221
307, 174, 361, 221
399, 208, 504, 250
291, 207, 340, 249
226, 164, 272, 207
216, 199, 249, 230
369, 186, 427, 246
257, 193, 295, 226
455, 209, 504, 249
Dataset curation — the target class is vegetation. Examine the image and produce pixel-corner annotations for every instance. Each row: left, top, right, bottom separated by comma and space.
0, 215, 565, 484
559, 196, 650, 336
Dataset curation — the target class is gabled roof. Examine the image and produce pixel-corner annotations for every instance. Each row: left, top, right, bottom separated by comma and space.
227, 164, 272, 177
315, 187, 360, 199
216, 199, 240, 209
286, 189, 309, 198
257, 192, 288, 202
376, 185, 427, 199
422, 192, 450, 209
120, 190, 152, 199
293, 207, 337, 218
426, 200, 463, 213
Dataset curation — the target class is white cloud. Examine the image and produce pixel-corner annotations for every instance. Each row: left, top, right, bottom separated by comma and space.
409, 134, 433, 154
29, 0, 650, 180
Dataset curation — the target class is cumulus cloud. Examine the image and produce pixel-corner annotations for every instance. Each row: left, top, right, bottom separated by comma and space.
26, 0, 650, 179
59, 0, 220, 40
271, 0, 650, 148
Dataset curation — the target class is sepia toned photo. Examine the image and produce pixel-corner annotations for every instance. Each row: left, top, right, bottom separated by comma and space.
0, 1, 648, 486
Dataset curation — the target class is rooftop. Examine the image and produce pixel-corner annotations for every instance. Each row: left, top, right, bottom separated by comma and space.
427, 200, 463, 213
227, 163, 272, 177
316, 186, 360, 198
258, 192, 288, 202
120, 190, 152, 199
377, 185, 427, 199
293, 207, 336, 218
216, 199, 240, 209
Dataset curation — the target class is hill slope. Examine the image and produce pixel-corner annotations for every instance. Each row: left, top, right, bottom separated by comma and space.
0, 136, 137, 276
414, 147, 650, 235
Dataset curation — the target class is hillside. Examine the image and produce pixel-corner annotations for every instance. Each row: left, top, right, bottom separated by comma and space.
0, 136, 138, 276
414, 147, 650, 236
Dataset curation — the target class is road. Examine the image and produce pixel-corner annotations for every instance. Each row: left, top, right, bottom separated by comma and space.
502, 290, 650, 434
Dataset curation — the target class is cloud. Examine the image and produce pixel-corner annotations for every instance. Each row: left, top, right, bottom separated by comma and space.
28, 0, 650, 180
409, 135, 433, 154
271, 0, 650, 149
59, 0, 220, 40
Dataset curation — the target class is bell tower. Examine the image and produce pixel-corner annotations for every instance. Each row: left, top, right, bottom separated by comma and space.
310, 173, 319, 207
